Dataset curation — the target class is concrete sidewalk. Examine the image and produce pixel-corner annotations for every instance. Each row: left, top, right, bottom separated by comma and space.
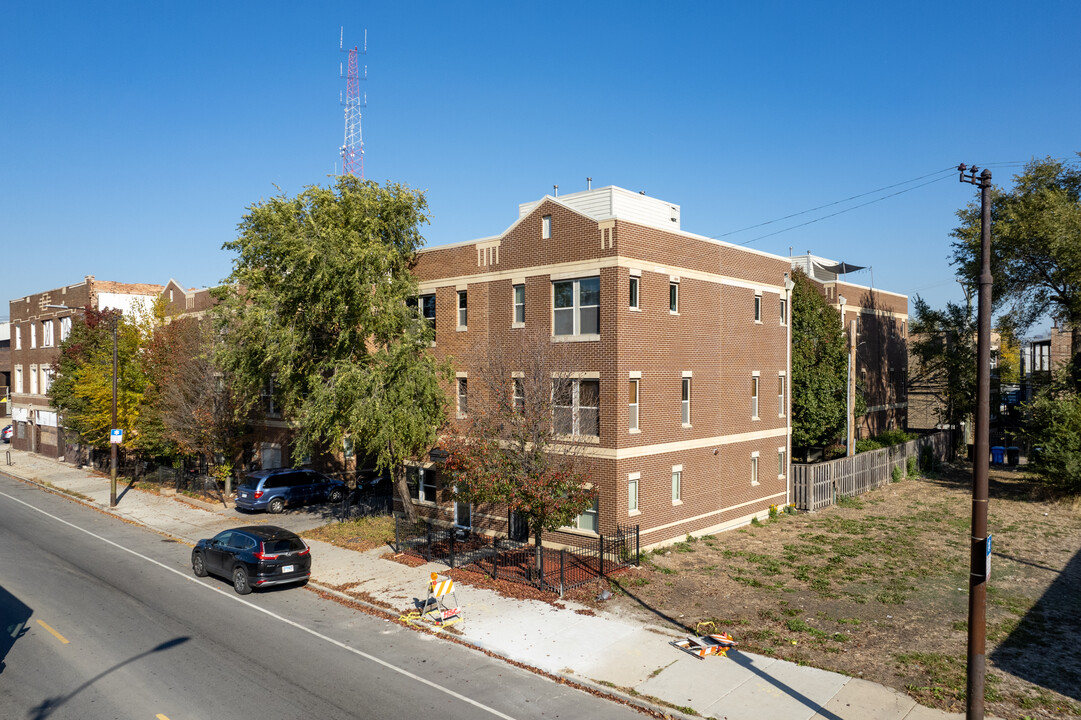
1, 447, 982, 720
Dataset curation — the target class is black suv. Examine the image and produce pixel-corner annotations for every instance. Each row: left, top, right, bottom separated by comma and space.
191, 526, 311, 594
234, 468, 347, 514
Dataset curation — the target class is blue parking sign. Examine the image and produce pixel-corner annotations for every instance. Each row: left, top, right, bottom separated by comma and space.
110, 429, 123, 444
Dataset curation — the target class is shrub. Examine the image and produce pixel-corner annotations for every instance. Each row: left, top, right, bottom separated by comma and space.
1025, 388, 1081, 494
855, 438, 884, 454
875, 428, 916, 446
825, 444, 847, 460
891, 465, 903, 482
907, 456, 919, 476
920, 446, 935, 471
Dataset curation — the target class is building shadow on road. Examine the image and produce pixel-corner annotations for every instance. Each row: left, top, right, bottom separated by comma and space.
0, 584, 33, 675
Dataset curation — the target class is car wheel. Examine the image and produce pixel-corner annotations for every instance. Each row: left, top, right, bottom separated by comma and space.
328, 488, 344, 503
233, 566, 252, 595
192, 553, 208, 578
268, 497, 285, 514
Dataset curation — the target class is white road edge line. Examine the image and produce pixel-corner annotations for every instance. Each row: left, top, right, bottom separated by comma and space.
0, 489, 518, 720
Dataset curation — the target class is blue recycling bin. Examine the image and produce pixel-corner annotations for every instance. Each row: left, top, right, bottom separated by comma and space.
990, 446, 1006, 464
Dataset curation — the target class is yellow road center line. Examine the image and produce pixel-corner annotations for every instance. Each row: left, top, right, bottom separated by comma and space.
36, 619, 69, 644
156, 714, 171, 720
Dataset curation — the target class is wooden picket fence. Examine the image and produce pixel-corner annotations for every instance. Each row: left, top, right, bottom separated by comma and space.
791, 430, 953, 511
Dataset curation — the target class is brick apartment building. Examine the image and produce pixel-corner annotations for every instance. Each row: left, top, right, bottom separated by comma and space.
8, 276, 163, 458
790, 255, 909, 440
409, 185, 794, 548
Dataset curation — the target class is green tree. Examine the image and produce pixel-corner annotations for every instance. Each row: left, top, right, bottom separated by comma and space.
790, 269, 848, 449
1024, 363, 1081, 494
908, 297, 977, 443
951, 154, 1081, 367
441, 329, 594, 574
213, 176, 450, 522
49, 304, 156, 452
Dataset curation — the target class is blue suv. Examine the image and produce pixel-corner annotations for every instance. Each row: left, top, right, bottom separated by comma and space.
234, 468, 347, 514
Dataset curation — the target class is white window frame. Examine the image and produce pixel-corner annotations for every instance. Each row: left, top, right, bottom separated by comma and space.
628, 377, 640, 432
669, 278, 679, 314
419, 293, 436, 331
751, 373, 760, 419
42, 320, 54, 348
513, 283, 525, 326
456, 375, 468, 418
42, 367, 55, 395
780, 297, 787, 326
778, 447, 787, 479
408, 466, 437, 504
628, 472, 640, 515
457, 290, 468, 329
512, 377, 525, 411
60, 316, 72, 341
672, 465, 683, 504
681, 374, 691, 426
553, 378, 600, 438
30, 322, 37, 348
14, 365, 23, 394
751, 452, 760, 486
29, 364, 38, 395
14, 324, 20, 350
552, 277, 600, 338
754, 294, 762, 323
542, 215, 551, 239
778, 373, 786, 417
629, 275, 640, 310
571, 497, 599, 533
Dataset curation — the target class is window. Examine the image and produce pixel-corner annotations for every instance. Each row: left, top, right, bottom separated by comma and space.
407, 466, 437, 503
754, 295, 762, 322
628, 379, 639, 431
628, 473, 639, 513
457, 377, 468, 417
512, 378, 525, 411
751, 454, 760, 486
420, 294, 436, 330
60, 316, 72, 341
30, 323, 37, 348
343, 436, 354, 459
29, 365, 38, 395
552, 277, 599, 336
629, 276, 640, 310
751, 375, 760, 418
513, 284, 525, 324
778, 375, 786, 416
542, 215, 551, 239
14, 365, 22, 394
42, 320, 54, 347
14, 324, 20, 350
553, 378, 599, 437
457, 290, 467, 328
778, 448, 786, 478
263, 379, 280, 418
669, 281, 679, 313
42, 367, 54, 395
572, 497, 599, 533
681, 377, 691, 425
672, 466, 682, 503
780, 298, 787, 325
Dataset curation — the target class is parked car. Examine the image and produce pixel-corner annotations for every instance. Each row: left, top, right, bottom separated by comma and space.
1, 425, 12, 442
191, 525, 311, 594
234, 468, 347, 514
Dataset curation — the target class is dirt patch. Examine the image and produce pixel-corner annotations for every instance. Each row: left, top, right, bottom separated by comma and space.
602, 463, 1081, 719
303, 515, 395, 552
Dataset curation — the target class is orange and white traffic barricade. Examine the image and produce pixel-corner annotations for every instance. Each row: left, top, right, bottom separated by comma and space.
670, 632, 738, 659
424, 572, 461, 626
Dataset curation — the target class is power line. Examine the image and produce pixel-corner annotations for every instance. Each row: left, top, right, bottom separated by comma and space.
735, 174, 954, 246
713, 166, 957, 239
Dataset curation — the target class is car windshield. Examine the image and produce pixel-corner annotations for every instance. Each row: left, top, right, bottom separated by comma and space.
263, 538, 305, 554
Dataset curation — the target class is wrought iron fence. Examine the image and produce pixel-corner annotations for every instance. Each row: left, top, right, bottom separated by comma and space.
393, 517, 640, 596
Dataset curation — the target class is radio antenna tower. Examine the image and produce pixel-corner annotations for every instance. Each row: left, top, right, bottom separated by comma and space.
339, 27, 367, 178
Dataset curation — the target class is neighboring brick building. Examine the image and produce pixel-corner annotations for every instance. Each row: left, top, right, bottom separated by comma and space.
1021, 321, 1077, 402
790, 255, 909, 440
8, 276, 163, 458
410, 186, 794, 549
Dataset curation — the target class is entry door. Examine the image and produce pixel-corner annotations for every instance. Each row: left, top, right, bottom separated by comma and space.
509, 511, 529, 543
261, 443, 282, 470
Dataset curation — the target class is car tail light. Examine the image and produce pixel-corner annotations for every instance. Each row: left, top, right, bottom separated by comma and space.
253, 490, 263, 499
298, 544, 310, 557
255, 544, 279, 560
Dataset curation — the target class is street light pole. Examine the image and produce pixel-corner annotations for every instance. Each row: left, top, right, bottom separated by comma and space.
958, 163, 993, 720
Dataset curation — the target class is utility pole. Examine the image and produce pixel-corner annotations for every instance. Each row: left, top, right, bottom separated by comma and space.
958, 163, 992, 720
110, 314, 118, 507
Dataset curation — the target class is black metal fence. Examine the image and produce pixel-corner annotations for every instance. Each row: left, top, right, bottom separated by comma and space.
394, 517, 640, 596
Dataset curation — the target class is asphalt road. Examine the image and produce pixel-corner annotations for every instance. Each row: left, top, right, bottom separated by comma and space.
0, 474, 644, 720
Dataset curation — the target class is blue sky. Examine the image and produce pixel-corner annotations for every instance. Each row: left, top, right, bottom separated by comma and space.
2, 2, 1078, 332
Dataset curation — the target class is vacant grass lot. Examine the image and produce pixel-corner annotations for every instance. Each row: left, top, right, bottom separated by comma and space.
605, 463, 1081, 719
303, 515, 395, 552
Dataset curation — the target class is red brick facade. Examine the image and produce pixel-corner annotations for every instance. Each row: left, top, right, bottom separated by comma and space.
411, 188, 794, 548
